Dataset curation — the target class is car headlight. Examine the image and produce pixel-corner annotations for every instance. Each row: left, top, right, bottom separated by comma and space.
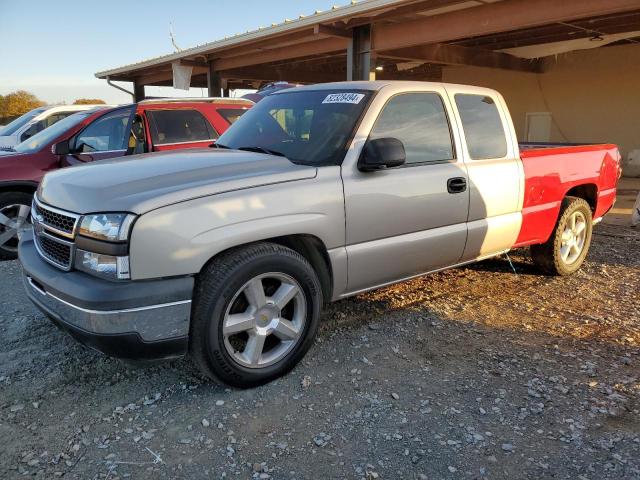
78, 213, 135, 242
75, 249, 131, 280
75, 212, 136, 280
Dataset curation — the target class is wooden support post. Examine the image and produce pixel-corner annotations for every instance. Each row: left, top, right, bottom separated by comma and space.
207, 61, 222, 97
347, 25, 376, 81
133, 81, 145, 102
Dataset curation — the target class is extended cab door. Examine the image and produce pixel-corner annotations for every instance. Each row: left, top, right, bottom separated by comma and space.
61, 105, 136, 166
145, 108, 219, 151
342, 87, 470, 294
444, 86, 524, 261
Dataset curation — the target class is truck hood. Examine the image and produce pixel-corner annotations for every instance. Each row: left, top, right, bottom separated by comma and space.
38, 149, 318, 214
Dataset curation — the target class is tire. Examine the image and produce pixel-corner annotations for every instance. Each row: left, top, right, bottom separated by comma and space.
0, 191, 33, 261
189, 242, 323, 388
530, 196, 593, 276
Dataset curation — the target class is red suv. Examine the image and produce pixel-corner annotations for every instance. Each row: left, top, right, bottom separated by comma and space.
0, 98, 253, 259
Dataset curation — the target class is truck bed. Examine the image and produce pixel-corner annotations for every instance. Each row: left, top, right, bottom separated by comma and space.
514, 143, 621, 247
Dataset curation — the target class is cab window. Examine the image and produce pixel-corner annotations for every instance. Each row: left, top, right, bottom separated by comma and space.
369, 93, 455, 165
455, 94, 508, 160
147, 109, 217, 145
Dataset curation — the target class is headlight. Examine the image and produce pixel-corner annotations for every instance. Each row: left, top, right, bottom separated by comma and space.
75, 249, 130, 280
79, 213, 135, 242
75, 212, 136, 280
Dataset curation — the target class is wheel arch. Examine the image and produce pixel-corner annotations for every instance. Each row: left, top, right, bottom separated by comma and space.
0, 181, 38, 196
199, 234, 333, 303
564, 183, 598, 213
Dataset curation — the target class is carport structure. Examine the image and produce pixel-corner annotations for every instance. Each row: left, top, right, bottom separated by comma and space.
96, 0, 640, 164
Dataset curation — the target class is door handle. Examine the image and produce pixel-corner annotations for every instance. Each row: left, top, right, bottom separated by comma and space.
447, 177, 467, 194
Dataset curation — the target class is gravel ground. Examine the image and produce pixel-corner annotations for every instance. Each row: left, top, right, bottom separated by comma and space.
1, 223, 638, 479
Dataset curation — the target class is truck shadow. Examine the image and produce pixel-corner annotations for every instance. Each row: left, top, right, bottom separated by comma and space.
464, 250, 542, 276
322, 235, 639, 351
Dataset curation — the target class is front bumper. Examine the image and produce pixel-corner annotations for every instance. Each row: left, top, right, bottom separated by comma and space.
19, 230, 194, 360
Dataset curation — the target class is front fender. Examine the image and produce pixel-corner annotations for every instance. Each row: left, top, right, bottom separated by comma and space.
129, 168, 345, 280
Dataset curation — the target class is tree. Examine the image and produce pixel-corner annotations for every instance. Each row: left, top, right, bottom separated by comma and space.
0, 90, 45, 118
73, 98, 106, 105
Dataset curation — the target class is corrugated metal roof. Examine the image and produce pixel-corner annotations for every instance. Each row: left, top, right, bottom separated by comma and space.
95, 0, 410, 78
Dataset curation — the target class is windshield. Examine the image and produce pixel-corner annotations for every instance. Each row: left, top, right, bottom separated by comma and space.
13, 111, 91, 154
216, 90, 373, 166
0, 107, 47, 136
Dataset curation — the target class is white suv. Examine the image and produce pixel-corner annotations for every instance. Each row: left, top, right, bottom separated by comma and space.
0, 105, 108, 149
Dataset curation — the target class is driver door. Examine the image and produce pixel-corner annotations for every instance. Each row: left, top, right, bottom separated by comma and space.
342, 90, 470, 293
62, 106, 136, 166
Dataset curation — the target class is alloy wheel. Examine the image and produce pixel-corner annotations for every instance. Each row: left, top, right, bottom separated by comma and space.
0, 204, 31, 253
559, 211, 587, 265
222, 272, 307, 369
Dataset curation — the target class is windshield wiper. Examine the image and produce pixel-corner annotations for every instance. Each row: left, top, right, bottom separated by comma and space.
210, 142, 287, 158
236, 146, 286, 158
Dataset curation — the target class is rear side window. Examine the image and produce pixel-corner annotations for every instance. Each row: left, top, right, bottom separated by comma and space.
147, 109, 217, 145
21, 112, 75, 141
44, 112, 74, 128
217, 108, 249, 125
455, 94, 507, 159
369, 92, 455, 165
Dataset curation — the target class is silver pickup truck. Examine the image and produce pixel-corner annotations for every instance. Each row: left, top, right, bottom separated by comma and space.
19, 81, 620, 387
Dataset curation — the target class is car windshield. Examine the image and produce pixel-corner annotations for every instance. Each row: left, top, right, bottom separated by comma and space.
0, 107, 47, 136
216, 90, 373, 166
13, 112, 91, 154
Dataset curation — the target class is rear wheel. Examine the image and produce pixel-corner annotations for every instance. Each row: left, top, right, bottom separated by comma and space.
190, 242, 322, 388
0, 192, 33, 260
530, 196, 593, 276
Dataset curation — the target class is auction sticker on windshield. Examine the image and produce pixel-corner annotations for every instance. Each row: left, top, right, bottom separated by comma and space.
322, 93, 365, 104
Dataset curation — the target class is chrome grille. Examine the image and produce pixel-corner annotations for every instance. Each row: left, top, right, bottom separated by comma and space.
32, 199, 79, 237
35, 233, 73, 269
31, 198, 80, 271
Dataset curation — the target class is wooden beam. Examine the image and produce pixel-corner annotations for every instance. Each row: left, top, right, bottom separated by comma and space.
135, 71, 172, 86
345, 0, 471, 28
180, 59, 208, 68
383, 43, 544, 73
207, 29, 316, 61
215, 37, 348, 70
135, 65, 207, 87
372, 0, 640, 51
458, 13, 640, 50
222, 66, 342, 84
313, 24, 352, 38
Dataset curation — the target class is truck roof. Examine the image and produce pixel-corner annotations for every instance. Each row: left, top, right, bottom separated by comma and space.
273, 80, 500, 96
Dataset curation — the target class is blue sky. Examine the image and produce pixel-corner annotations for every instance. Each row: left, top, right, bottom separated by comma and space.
0, 0, 343, 104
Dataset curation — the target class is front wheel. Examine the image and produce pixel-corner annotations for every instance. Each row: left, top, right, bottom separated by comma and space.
190, 242, 323, 388
0, 192, 33, 260
530, 196, 593, 276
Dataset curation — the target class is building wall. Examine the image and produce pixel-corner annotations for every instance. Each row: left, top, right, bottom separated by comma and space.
442, 44, 640, 169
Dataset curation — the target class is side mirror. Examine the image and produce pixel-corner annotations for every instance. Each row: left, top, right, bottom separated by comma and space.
358, 137, 406, 172
51, 140, 70, 155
